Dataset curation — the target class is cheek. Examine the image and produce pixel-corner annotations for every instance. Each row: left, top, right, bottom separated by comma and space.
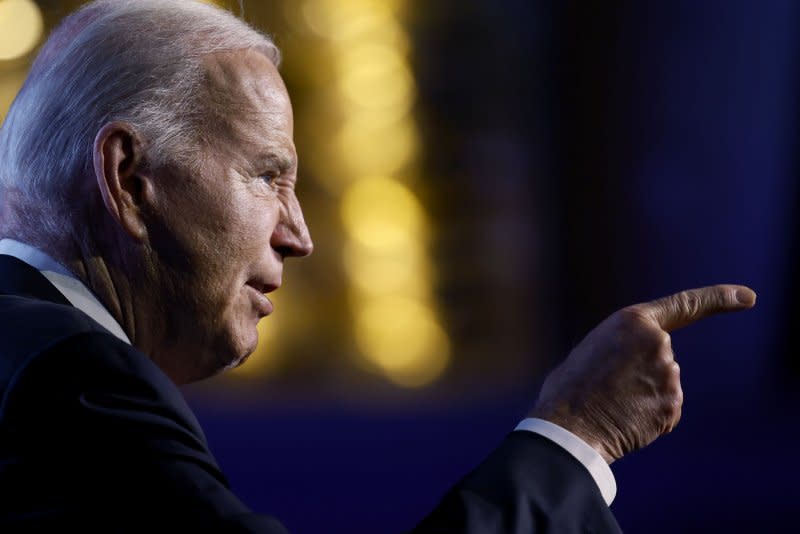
171, 188, 281, 291
154, 192, 236, 268
234, 196, 283, 245
196, 202, 278, 301
194, 194, 261, 260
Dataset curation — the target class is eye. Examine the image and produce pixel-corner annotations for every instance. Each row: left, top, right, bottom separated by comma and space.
259, 172, 279, 185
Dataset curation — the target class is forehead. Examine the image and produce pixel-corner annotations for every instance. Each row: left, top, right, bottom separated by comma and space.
200, 49, 294, 158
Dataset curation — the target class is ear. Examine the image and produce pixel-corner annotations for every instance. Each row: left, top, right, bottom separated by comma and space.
93, 122, 153, 241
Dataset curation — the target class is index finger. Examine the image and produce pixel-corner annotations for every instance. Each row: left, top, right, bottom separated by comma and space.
630, 284, 756, 332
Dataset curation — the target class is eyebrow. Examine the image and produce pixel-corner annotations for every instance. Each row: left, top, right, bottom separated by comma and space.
260, 151, 297, 172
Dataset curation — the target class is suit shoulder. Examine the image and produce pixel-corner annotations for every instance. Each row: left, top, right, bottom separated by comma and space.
0, 294, 109, 358
2, 329, 199, 431
0, 329, 246, 530
0, 328, 212, 475
0, 295, 118, 398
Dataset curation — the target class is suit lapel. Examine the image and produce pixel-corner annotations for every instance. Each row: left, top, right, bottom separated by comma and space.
0, 254, 72, 306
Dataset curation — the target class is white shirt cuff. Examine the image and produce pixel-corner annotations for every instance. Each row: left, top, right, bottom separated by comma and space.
515, 417, 617, 505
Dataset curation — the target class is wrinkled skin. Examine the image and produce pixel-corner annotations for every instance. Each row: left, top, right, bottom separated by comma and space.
532, 284, 756, 463
141, 50, 313, 382
87, 49, 313, 384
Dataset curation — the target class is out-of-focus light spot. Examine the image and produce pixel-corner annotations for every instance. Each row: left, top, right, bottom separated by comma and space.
340, 176, 425, 252
339, 15, 408, 51
341, 101, 413, 131
337, 45, 414, 111
302, 0, 403, 39
336, 116, 418, 175
343, 240, 430, 297
296, 0, 444, 388
337, 42, 402, 73
302, 0, 354, 39
0, 0, 43, 61
354, 297, 449, 387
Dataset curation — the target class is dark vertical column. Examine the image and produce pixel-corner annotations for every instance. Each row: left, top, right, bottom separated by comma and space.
547, 1, 632, 345
414, 0, 557, 388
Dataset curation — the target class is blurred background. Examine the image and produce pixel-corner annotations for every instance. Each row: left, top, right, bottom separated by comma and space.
1, 0, 797, 531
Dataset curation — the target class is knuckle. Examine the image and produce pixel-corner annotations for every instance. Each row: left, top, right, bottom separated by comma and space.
655, 348, 674, 366
711, 284, 735, 306
674, 387, 684, 405
660, 331, 672, 347
615, 307, 664, 346
653, 343, 675, 366
616, 306, 649, 330
653, 330, 672, 350
677, 290, 702, 318
667, 383, 684, 414
662, 395, 682, 419
662, 382, 683, 434
663, 405, 682, 433
659, 364, 682, 394
668, 366, 682, 389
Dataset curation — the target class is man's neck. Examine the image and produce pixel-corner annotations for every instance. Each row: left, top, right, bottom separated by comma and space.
0, 238, 131, 344
66, 251, 139, 341
41, 231, 164, 362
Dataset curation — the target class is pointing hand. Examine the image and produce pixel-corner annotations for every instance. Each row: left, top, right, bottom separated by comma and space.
532, 285, 756, 463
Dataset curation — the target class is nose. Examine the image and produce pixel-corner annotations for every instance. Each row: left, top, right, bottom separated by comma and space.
271, 196, 314, 259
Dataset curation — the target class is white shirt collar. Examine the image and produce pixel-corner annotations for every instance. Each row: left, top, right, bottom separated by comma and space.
0, 238, 132, 345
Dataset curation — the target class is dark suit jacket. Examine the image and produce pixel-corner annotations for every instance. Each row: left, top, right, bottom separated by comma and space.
0, 254, 621, 533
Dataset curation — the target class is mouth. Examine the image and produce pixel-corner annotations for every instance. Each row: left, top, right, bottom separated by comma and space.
245, 280, 278, 317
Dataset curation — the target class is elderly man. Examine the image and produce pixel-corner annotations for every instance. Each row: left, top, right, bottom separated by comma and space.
0, 0, 755, 532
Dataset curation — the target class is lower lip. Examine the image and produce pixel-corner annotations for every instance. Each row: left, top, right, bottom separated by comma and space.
246, 284, 274, 317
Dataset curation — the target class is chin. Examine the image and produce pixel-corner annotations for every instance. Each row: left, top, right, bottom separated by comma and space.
218, 326, 259, 372
228, 352, 252, 371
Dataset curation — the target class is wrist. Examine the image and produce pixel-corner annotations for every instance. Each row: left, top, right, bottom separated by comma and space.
529, 407, 617, 464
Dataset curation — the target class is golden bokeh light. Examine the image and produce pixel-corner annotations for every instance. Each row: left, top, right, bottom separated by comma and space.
354, 297, 449, 387
298, 0, 450, 387
337, 44, 415, 111
343, 240, 431, 297
301, 0, 407, 44
336, 116, 419, 176
0, 0, 43, 62
339, 100, 413, 132
340, 176, 426, 252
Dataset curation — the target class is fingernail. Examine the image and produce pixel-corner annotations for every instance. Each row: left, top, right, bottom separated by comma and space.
736, 288, 756, 305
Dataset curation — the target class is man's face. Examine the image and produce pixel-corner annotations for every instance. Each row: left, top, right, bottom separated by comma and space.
146, 49, 312, 383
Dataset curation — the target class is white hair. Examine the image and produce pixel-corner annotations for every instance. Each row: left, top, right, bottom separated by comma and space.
0, 0, 280, 245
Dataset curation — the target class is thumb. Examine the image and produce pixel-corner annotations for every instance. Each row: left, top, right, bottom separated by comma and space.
630, 284, 756, 333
